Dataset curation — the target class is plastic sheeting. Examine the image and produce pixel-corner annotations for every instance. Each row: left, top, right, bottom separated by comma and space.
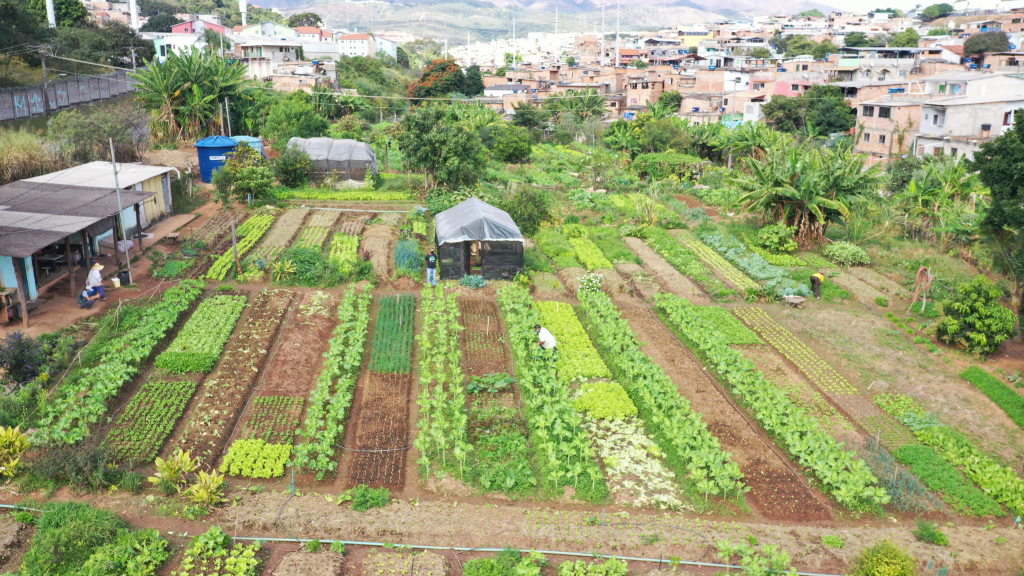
434, 198, 524, 245
286, 137, 378, 180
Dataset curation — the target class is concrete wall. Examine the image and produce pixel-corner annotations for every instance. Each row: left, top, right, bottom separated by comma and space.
0, 73, 135, 123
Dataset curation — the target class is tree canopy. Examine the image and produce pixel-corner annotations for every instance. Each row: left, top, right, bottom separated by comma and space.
140, 13, 183, 32
398, 104, 488, 189
463, 65, 484, 97
797, 9, 824, 17
27, 0, 84, 27
287, 12, 323, 27
920, 3, 953, 19
890, 29, 921, 47
750, 47, 773, 59
964, 31, 1010, 59
763, 85, 855, 136
408, 58, 465, 99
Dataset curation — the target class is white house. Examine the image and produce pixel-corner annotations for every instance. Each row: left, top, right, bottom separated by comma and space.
375, 36, 397, 60
336, 33, 375, 57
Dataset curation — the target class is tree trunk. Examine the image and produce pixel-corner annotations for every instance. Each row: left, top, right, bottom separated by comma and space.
1014, 285, 1023, 343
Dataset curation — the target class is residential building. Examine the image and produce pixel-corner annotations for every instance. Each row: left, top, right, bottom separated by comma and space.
917, 92, 1024, 159
237, 22, 297, 39
336, 33, 376, 57
170, 20, 227, 34
855, 97, 928, 165
294, 26, 333, 42
376, 36, 398, 60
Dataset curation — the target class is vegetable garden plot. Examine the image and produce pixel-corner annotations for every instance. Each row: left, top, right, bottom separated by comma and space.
190, 211, 250, 246
360, 223, 396, 279
640, 229, 737, 300
293, 226, 331, 250
337, 218, 367, 236
236, 396, 305, 444
847, 267, 910, 299
163, 289, 294, 466
533, 301, 611, 382
828, 272, 890, 308
107, 374, 201, 463
248, 208, 310, 264
669, 230, 760, 292
328, 233, 360, 275
346, 294, 417, 488
622, 237, 711, 305
458, 299, 511, 376
206, 215, 275, 281
155, 295, 247, 373
36, 280, 205, 446
306, 210, 342, 229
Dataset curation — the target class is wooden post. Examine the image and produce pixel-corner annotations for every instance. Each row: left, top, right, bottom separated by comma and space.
134, 203, 144, 254
84, 230, 92, 268
14, 258, 28, 329
112, 219, 122, 270
231, 221, 240, 275
65, 236, 75, 298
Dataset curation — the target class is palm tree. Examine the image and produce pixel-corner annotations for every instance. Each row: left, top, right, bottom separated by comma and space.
732, 143, 883, 243
714, 122, 792, 165
546, 88, 607, 122
645, 99, 675, 120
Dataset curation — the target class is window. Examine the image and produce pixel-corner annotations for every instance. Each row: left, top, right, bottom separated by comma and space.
863, 133, 871, 142
879, 134, 886, 144
1013, 18, 1021, 23
1005, 111, 1015, 125
862, 105, 874, 117
951, 147, 958, 156
791, 84, 800, 91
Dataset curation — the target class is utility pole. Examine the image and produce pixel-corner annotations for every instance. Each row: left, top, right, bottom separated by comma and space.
512, 17, 516, 69
40, 48, 51, 119
616, 1, 620, 67
44, 0, 56, 28
225, 97, 232, 136
601, 1, 605, 67
444, 38, 448, 59
109, 138, 133, 283
129, 46, 138, 72
555, 7, 558, 34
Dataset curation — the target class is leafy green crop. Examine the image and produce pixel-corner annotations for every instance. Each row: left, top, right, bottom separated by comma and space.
891, 443, 1003, 516
291, 287, 372, 479
220, 439, 290, 478
172, 526, 261, 576
568, 235, 613, 271
578, 290, 745, 499
657, 294, 888, 510
36, 281, 205, 446
108, 378, 200, 463
961, 366, 1024, 432
697, 231, 810, 297
328, 233, 360, 275
155, 295, 247, 374
81, 528, 170, 576
534, 301, 611, 382
572, 381, 637, 420
153, 260, 193, 279
368, 294, 415, 374
643, 227, 738, 299
206, 214, 275, 281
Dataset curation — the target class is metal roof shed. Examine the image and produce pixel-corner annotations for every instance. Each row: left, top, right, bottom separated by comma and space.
434, 198, 524, 281
0, 181, 157, 327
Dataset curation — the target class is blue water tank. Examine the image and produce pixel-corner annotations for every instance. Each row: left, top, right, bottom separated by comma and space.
231, 136, 267, 159
195, 136, 238, 183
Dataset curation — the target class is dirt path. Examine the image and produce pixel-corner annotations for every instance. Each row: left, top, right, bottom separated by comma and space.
623, 237, 711, 304
613, 296, 831, 522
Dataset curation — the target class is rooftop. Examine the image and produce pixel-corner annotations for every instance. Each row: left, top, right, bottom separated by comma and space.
25, 162, 176, 189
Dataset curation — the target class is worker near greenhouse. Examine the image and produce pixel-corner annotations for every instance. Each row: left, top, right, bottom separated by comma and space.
535, 324, 557, 361
810, 272, 825, 299
425, 247, 438, 287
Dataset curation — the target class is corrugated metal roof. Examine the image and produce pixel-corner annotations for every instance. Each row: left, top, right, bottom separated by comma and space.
25, 161, 175, 189
0, 181, 155, 258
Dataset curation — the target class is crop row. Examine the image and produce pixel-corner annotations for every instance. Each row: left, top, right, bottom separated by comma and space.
221, 438, 291, 478
960, 366, 1024, 432
291, 287, 372, 479
642, 228, 737, 299
275, 189, 415, 201
414, 289, 471, 478
107, 378, 199, 463
698, 231, 810, 297
498, 284, 608, 502
206, 214, 275, 281
875, 393, 1024, 515
173, 289, 294, 464
172, 527, 261, 576
155, 295, 247, 374
578, 290, 745, 498
36, 280, 205, 446
657, 295, 889, 510
670, 231, 761, 292
733, 307, 857, 395
569, 236, 613, 271
294, 226, 330, 249
534, 301, 611, 382
892, 443, 1004, 516
306, 210, 342, 228
329, 233, 360, 275
368, 294, 415, 374
239, 396, 305, 445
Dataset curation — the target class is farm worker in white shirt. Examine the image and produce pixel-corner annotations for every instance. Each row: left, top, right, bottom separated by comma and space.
534, 324, 557, 361
86, 263, 107, 300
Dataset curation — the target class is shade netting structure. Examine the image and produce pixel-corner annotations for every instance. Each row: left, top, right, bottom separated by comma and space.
434, 197, 524, 281
286, 137, 378, 181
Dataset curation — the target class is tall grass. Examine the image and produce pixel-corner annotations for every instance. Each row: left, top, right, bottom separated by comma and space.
0, 128, 71, 185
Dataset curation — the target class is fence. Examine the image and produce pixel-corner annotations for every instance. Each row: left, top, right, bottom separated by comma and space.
0, 71, 136, 122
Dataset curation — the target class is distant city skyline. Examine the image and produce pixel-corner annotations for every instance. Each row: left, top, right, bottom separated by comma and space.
820, 0, 932, 15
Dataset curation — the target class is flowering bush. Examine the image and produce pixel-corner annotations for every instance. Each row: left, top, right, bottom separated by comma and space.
578, 273, 603, 293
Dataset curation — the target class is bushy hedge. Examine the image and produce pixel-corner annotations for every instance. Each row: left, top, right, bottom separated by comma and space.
936, 275, 1017, 356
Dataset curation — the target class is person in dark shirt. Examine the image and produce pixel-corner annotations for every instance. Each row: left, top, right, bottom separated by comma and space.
425, 247, 438, 287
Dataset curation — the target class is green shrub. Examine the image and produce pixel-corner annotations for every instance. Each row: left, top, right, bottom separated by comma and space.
22, 502, 127, 576
756, 223, 797, 253
936, 275, 1017, 356
823, 241, 869, 267
912, 520, 948, 546
876, 296, 889, 307
307, 539, 321, 552
348, 484, 390, 512
11, 510, 34, 524
961, 366, 1024, 431
274, 147, 315, 188
330, 541, 346, 554
851, 541, 917, 576
822, 535, 844, 549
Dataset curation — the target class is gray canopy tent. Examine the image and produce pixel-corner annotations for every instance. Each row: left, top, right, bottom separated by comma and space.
286, 137, 378, 181
434, 198, 524, 281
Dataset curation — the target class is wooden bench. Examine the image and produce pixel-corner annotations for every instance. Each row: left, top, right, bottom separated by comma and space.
166, 233, 181, 243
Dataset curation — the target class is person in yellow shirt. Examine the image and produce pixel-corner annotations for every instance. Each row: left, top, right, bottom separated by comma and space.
810, 272, 825, 299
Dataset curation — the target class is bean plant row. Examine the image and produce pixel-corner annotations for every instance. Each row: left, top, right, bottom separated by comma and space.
206, 214, 275, 281
155, 295, 247, 374
578, 290, 745, 499
498, 285, 608, 502
368, 294, 415, 374
414, 289, 471, 479
291, 287, 372, 479
36, 280, 205, 446
657, 295, 889, 510
733, 307, 857, 395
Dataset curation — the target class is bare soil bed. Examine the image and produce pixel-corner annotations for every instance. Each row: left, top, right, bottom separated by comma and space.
273, 550, 346, 576
458, 299, 512, 377
346, 372, 413, 489
623, 237, 712, 305
337, 217, 368, 236
361, 224, 397, 280
847, 267, 910, 299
